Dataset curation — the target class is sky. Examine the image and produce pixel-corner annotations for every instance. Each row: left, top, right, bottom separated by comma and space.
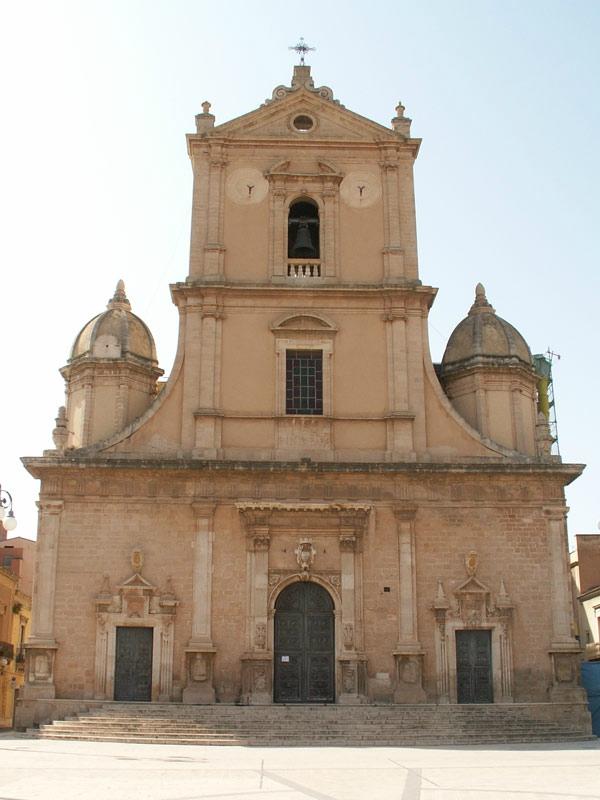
1, 0, 599, 544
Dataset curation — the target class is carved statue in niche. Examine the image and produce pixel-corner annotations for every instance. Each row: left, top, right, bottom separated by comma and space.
190, 653, 207, 682
343, 623, 354, 650
255, 624, 267, 649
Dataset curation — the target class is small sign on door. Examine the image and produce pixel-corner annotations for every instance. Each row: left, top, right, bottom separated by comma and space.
281, 655, 290, 663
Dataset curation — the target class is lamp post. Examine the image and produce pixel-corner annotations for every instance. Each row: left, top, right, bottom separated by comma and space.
0, 485, 17, 532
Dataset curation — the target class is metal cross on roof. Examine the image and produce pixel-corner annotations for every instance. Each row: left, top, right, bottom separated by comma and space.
289, 37, 315, 66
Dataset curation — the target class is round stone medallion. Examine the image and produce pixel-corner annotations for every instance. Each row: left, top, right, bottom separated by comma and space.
226, 167, 269, 205
340, 170, 382, 209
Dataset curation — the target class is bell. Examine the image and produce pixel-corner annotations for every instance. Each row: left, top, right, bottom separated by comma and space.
291, 223, 316, 258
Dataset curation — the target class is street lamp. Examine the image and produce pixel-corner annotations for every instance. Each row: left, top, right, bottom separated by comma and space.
0, 485, 17, 532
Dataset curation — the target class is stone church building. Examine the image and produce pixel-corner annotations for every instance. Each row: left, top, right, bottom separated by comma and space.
19, 64, 587, 723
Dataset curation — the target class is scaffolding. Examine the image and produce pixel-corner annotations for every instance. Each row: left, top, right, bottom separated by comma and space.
533, 350, 561, 456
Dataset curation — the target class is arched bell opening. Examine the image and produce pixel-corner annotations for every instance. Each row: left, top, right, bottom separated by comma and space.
273, 581, 335, 703
287, 198, 321, 277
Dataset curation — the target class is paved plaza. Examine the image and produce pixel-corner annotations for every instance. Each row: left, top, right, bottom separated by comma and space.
0, 733, 598, 799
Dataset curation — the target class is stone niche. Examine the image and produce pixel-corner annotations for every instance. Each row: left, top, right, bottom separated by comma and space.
93, 549, 179, 702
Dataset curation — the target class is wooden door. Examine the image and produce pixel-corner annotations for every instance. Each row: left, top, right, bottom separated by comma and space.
114, 626, 153, 701
274, 582, 334, 703
456, 629, 493, 703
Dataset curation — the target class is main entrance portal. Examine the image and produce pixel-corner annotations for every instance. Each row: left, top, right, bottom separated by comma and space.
274, 582, 335, 703
456, 629, 493, 703
114, 626, 153, 701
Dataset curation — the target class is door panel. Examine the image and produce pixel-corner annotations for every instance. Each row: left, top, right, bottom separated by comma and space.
456, 629, 493, 703
274, 582, 334, 703
114, 626, 153, 701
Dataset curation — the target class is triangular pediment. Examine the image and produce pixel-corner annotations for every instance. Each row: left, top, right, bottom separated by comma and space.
454, 575, 490, 596
214, 89, 398, 143
119, 572, 155, 591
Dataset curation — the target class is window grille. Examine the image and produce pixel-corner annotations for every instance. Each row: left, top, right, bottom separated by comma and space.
286, 350, 323, 415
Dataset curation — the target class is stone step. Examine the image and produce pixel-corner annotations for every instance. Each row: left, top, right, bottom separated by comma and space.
43, 718, 568, 730
31, 731, 591, 746
30, 702, 594, 746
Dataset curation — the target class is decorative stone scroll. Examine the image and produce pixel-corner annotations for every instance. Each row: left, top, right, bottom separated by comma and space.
92, 550, 179, 702
431, 551, 515, 704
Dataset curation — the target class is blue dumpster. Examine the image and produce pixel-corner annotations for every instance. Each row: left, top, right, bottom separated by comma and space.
581, 661, 600, 736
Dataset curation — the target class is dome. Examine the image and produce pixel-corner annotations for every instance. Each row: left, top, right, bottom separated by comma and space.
442, 284, 532, 373
69, 280, 158, 366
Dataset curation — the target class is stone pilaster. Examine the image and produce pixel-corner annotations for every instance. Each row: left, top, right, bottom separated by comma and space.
204, 144, 226, 278
384, 306, 414, 455
321, 183, 338, 277
183, 502, 217, 704
180, 298, 203, 449
24, 499, 63, 700
240, 509, 272, 704
188, 152, 210, 278
544, 506, 585, 701
381, 157, 404, 281
337, 510, 368, 704
194, 296, 224, 456
392, 506, 426, 703
397, 154, 419, 281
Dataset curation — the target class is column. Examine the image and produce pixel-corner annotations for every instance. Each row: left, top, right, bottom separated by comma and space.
321, 183, 338, 278
384, 307, 414, 455
188, 154, 210, 278
406, 307, 427, 453
397, 154, 419, 281
393, 506, 426, 703
194, 299, 223, 454
204, 145, 226, 277
337, 510, 368, 704
240, 510, 272, 704
381, 158, 404, 281
24, 500, 63, 700
544, 506, 585, 701
181, 298, 203, 449
183, 502, 217, 704
270, 183, 286, 278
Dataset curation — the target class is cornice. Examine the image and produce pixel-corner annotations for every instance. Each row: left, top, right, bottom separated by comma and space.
21, 455, 585, 485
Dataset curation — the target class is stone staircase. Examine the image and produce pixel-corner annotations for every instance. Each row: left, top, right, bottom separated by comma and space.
29, 702, 594, 746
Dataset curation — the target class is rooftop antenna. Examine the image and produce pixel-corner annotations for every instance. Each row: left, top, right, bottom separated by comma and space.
289, 37, 316, 66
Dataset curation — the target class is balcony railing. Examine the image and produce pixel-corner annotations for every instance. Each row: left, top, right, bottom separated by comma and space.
287, 260, 322, 278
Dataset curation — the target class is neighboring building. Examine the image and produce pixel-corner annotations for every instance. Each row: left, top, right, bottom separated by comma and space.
1, 537, 36, 598
571, 534, 600, 661
19, 64, 587, 726
0, 528, 34, 727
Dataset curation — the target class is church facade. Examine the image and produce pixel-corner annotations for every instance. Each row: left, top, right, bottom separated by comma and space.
20, 65, 587, 722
